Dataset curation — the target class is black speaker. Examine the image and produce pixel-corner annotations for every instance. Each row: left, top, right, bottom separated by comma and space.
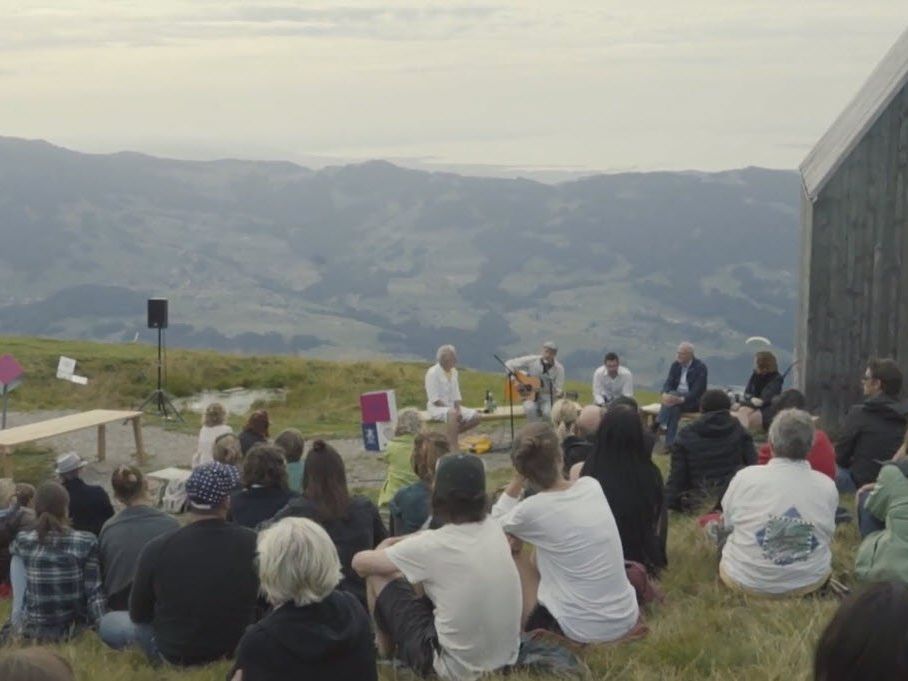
147, 298, 168, 329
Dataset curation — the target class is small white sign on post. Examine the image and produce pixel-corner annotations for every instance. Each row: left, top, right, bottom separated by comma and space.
57, 356, 89, 385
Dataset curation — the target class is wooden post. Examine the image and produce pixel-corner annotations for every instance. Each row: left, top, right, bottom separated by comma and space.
0, 445, 10, 478
132, 416, 146, 465
97, 424, 106, 462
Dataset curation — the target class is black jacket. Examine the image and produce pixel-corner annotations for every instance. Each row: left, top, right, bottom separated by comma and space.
661, 358, 709, 412
229, 487, 298, 529
562, 435, 594, 475
743, 370, 783, 428
835, 395, 908, 487
62, 478, 114, 536
231, 590, 377, 681
665, 410, 756, 512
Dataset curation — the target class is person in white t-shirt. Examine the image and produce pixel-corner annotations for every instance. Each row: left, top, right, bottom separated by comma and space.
352, 453, 521, 681
425, 345, 481, 451
491, 422, 640, 643
592, 353, 634, 406
191, 403, 233, 468
719, 408, 838, 597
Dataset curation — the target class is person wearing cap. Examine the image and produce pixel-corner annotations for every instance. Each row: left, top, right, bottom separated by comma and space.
98, 462, 259, 666
55, 452, 113, 536
425, 345, 481, 451
505, 342, 565, 422
352, 453, 521, 681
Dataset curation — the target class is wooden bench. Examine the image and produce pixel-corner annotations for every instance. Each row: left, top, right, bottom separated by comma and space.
417, 405, 527, 423
0, 409, 146, 476
640, 403, 699, 430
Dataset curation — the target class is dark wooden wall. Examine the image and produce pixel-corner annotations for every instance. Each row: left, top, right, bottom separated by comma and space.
798, 84, 908, 430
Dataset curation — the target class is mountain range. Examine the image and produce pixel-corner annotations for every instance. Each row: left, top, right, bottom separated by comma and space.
0, 136, 801, 388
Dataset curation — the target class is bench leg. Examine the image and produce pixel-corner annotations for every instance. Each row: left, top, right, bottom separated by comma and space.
0, 446, 10, 478
132, 416, 146, 465
97, 425, 106, 462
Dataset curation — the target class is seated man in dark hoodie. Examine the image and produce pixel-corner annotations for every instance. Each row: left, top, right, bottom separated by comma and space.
836, 358, 908, 493
230, 517, 377, 681
665, 389, 757, 513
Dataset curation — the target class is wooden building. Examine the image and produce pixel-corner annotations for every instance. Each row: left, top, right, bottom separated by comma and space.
798, 27, 908, 427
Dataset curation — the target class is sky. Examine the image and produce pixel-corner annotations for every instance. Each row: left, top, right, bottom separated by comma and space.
1, 1, 906, 174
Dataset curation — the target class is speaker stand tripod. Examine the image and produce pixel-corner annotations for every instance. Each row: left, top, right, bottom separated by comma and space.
137, 327, 184, 422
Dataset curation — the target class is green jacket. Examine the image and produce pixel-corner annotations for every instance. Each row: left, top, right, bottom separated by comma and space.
377, 435, 418, 507
856, 461, 908, 582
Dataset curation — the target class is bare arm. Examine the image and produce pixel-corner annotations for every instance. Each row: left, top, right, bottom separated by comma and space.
352, 547, 400, 578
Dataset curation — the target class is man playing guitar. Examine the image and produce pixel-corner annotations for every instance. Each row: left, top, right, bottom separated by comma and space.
505, 342, 565, 421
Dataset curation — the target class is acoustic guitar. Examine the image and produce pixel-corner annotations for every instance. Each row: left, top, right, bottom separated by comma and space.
504, 371, 542, 402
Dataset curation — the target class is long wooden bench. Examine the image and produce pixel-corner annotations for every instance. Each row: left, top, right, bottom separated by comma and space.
417, 405, 527, 423
0, 409, 146, 476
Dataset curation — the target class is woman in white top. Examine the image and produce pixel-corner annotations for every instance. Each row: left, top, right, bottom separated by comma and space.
191, 402, 233, 468
719, 408, 837, 596
491, 422, 639, 643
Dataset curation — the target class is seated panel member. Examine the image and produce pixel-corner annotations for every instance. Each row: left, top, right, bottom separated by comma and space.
656, 342, 708, 447
505, 342, 565, 422
425, 345, 481, 451
731, 351, 783, 432
592, 352, 634, 406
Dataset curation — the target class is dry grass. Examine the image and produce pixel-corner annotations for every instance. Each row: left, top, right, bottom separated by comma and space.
0, 335, 856, 679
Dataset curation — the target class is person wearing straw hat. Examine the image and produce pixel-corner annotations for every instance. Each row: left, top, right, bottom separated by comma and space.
56, 452, 113, 536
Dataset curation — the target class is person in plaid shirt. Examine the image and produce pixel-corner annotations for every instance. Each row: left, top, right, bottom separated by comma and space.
9, 481, 105, 641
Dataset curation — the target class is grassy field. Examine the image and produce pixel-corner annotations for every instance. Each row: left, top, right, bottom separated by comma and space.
0, 335, 855, 680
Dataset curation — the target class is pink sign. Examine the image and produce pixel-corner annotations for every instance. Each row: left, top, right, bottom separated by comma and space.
0, 354, 24, 388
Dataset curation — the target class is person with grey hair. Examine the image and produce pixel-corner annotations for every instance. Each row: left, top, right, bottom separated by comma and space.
229, 518, 377, 681
718, 408, 838, 597
425, 344, 480, 450
505, 342, 566, 421
656, 342, 708, 447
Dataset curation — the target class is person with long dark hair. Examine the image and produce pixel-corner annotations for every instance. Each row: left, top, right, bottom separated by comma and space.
8, 482, 106, 641
266, 440, 387, 607
239, 410, 270, 456
570, 405, 667, 574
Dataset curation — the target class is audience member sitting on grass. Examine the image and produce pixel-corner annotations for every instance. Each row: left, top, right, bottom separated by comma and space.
0, 481, 35, 591
230, 518, 377, 681
718, 409, 837, 597
731, 351, 783, 432
352, 453, 522, 681
0, 647, 76, 681
560, 404, 601, 475
274, 428, 306, 493
99, 462, 258, 666
665, 389, 757, 513
192, 402, 232, 468
239, 409, 270, 456
814, 581, 908, 681
377, 408, 423, 508
835, 358, 907, 493
756, 390, 835, 480
571, 407, 667, 575
55, 452, 113, 536
267, 440, 387, 608
494, 423, 640, 642
656, 342, 708, 447
389, 432, 450, 535
98, 466, 179, 611
551, 398, 582, 439
854, 455, 908, 582
8, 481, 105, 642
230, 445, 298, 529
213, 433, 244, 486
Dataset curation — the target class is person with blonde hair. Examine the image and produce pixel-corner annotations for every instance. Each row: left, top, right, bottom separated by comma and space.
98, 466, 178, 610
550, 398, 582, 440
213, 432, 243, 467
389, 432, 450, 535
229, 518, 377, 681
377, 408, 423, 508
192, 402, 232, 468
0, 648, 75, 681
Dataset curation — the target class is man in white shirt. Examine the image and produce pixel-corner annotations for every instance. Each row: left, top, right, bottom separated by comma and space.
505, 342, 565, 421
425, 344, 480, 450
719, 408, 838, 597
352, 454, 521, 681
491, 422, 640, 643
592, 353, 634, 406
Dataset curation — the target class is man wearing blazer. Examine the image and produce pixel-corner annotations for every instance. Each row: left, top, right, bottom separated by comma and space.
657, 342, 708, 447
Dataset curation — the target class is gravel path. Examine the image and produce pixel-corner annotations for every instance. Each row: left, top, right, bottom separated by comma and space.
2, 411, 516, 493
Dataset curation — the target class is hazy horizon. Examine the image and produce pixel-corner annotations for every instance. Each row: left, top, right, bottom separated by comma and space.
1, 2, 906, 174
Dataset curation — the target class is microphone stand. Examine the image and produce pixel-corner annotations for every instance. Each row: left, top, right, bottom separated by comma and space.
493, 354, 530, 446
